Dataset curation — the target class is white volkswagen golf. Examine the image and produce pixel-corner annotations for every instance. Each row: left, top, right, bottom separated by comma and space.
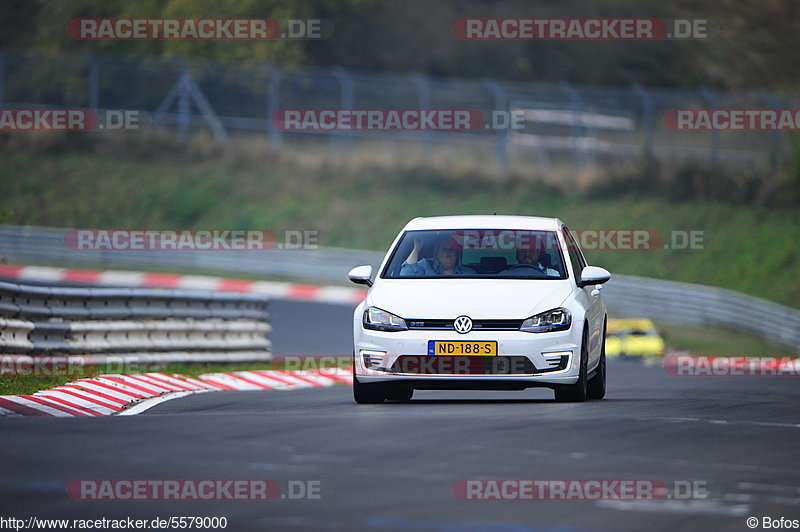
348, 215, 610, 403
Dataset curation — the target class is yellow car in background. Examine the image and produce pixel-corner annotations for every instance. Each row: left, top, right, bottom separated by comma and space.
605, 319, 666, 358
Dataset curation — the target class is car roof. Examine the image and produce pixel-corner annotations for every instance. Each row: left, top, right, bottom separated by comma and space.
402, 215, 563, 231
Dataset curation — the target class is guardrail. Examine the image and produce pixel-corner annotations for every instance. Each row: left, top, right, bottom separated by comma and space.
1, 225, 798, 353
600, 277, 800, 352
0, 280, 272, 364
0, 225, 376, 282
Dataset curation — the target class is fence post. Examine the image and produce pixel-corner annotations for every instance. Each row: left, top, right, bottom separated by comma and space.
184, 72, 227, 143
266, 65, 281, 147
484, 80, 509, 169
632, 84, 653, 157
560, 82, 584, 168
331, 66, 354, 151
410, 74, 432, 158
0, 52, 5, 107
759, 90, 781, 175
178, 71, 191, 144
699, 87, 719, 166
87, 53, 99, 111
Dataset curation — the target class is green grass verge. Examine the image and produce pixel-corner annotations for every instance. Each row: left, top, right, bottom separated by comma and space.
0, 362, 274, 396
654, 321, 795, 357
1, 140, 796, 307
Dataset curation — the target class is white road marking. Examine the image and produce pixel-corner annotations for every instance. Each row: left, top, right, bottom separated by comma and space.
595, 499, 751, 517
662, 417, 800, 429
116, 390, 214, 416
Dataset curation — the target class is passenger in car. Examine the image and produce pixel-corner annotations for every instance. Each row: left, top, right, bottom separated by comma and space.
400, 236, 476, 276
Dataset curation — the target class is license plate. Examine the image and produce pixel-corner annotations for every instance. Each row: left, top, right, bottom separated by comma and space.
428, 341, 497, 356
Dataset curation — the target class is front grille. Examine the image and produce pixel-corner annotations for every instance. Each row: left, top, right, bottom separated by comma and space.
406, 319, 524, 331
390, 355, 537, 375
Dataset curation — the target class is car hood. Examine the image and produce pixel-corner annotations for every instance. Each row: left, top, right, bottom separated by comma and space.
367, 279, 573, 319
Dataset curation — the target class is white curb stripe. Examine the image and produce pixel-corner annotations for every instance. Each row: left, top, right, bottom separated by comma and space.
124, 374, 182, 393
255, 370, 315, 388
143, 373, 203, 391
1, 265, 367, 304
0, 366, 355, 418
198, 373, 267, 390
177, 275, 222, 291
94, 376, 161, 396
53, 386, 127, 408
98, 271, 145, 286
173, 375, 221, 390
17, 266, 66, 282
35, 391, 116, 415
2, 396, 72, 417
294, 371, 337, 387
69, 380, 143, 402
231, 371, 293, 390
269, 370, 325, 387
29, 394, 103, 416
117, 390, 213, 416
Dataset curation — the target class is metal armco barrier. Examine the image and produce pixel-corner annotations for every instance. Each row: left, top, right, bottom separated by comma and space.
600, 276, 800, 352
1, 225, 798, 353
0, 225, 376, 282
0, 280, 271, 364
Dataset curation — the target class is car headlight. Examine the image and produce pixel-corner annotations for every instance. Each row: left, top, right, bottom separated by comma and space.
363, 307, 408, 332
519, 308, 571, 333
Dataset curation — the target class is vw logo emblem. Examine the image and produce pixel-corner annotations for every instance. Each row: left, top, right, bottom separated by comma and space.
453, 315, 473, 334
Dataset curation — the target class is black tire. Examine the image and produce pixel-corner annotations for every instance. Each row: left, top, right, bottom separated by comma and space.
554, 328, 588, 403
587, 321, 607, 400
353, 364, 386, 404
385, 385, 414, 401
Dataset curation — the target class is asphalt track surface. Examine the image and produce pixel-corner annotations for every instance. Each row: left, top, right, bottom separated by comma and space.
1, 300, 799, 532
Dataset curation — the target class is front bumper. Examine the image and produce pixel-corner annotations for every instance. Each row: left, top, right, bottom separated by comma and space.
354, 326, 582, 388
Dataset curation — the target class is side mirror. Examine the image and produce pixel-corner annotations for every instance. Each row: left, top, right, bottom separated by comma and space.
348, 265, 374, 287
578, 266, 611, 288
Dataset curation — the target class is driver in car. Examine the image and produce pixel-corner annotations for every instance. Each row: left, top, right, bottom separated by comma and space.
400, 236, 476, 276
515, 242, 560, 277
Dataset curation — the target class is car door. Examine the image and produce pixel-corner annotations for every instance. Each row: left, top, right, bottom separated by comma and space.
563, 227, 603, 367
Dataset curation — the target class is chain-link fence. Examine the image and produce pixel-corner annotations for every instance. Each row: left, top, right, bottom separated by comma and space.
1, 50, 797, 172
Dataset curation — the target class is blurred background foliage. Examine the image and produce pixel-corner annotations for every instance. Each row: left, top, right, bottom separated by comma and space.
0, 0, 798, 90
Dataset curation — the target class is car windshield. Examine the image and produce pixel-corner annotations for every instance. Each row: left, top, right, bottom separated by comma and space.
381, 229, 568, 279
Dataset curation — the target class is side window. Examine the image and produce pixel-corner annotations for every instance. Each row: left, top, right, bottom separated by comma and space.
562, 227, 586, 279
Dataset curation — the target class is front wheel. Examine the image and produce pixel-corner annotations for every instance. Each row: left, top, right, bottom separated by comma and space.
353, 365, 386, 404
554, 328, 588, 403
587, 323, 607, 400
